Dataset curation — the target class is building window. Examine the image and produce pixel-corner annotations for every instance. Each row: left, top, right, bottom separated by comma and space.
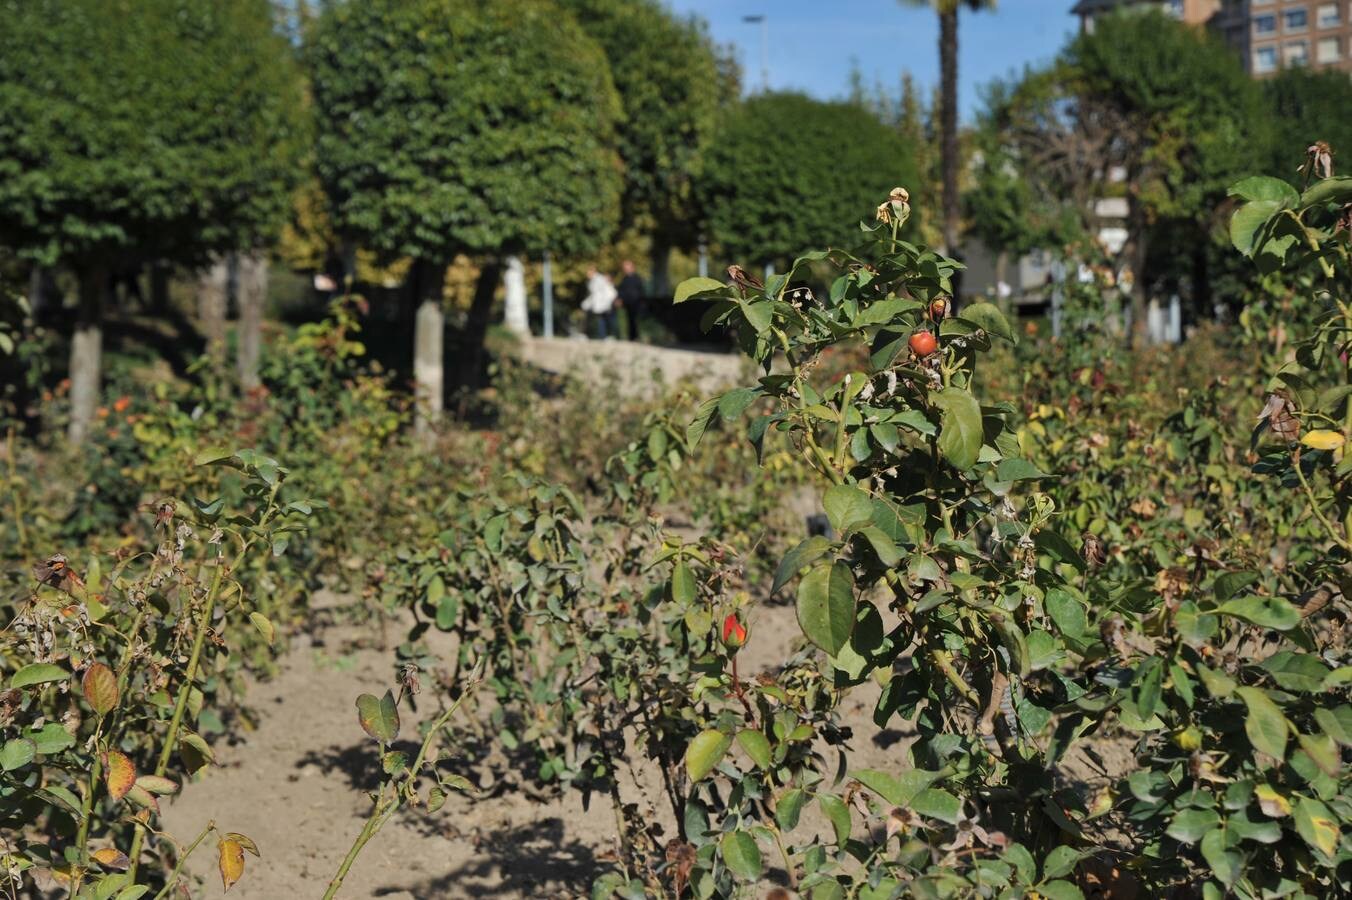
1285, 8, 1309, 31
1318, 36, 1341, 62
1285, 40, 1310, 66
1254, 45, 1278, 72
1254, 13, 1277, 34
1317, 3, 1340, 28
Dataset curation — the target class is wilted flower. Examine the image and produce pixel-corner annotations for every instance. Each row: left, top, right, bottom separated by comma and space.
876, 186, 911, 227
1258, 392, 1300, 442
1080, 532, 1106, 569
1302, 141, 1334, 180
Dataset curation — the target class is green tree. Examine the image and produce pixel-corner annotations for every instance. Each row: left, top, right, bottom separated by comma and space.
991, 11, 1268, 342
1264, 67, 1352, 180
311, 0, 622, 427
901, 0, 997, 262
0, 0, 303, 442
559, 0, 730, 295
700, 93, 921, 267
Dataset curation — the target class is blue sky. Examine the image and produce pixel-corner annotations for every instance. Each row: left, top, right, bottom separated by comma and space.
665, 0, 1077, 120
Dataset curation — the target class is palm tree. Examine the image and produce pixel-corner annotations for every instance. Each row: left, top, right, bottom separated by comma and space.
902, 0, 997, 262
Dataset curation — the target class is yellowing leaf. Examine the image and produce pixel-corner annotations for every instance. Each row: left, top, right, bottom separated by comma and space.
81, 663, 119, 717
218, 837, 246, 891
1255, 784, 1291, 818
223, 832, 260, 857
1295, 798, 1340, 857
103, 751, 136, 800
1301, 430, 1345, 450
91, 847, 130, 870
134, 775, 179, 796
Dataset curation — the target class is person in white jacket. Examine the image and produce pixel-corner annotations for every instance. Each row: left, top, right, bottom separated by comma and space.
582, 266, 618, 339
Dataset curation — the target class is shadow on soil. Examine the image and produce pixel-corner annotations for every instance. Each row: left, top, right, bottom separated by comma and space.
372, 817, 601, 898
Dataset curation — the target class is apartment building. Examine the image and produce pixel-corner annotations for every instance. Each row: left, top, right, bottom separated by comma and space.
1072, 0, 1352, 76
1241, 1, 1352, 75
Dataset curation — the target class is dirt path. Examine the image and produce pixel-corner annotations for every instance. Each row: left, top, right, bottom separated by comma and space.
158, 590, 872, 899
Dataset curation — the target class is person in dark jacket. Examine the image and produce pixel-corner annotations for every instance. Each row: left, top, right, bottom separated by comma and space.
617, 259, 646, 342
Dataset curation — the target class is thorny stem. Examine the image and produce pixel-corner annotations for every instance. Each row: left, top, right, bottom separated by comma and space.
127, 483, 280, 882
149, 820, 215, 900
1292, 450, 1352, 554
323, 678, 478, 900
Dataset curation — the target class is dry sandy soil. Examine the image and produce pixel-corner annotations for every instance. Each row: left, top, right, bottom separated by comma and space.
158, 587, 899, 899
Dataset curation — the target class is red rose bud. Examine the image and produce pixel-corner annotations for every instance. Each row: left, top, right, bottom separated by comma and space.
721, 613, 748, 649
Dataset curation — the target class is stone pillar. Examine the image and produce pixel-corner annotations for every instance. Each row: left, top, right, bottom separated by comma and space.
503, 255, 528, 337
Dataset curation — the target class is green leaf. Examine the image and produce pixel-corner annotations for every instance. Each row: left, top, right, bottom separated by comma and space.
355, 690, 400, 743
911, 788, 961, 824
719, 831, 762, 881
1261, 652, 1329, 693
776, 787, 807, 832
995, 458, 1047, 482
674, 276, 726, 303
0, 738, 36, 772
685, 397, 720, 449
1133, 657, 1164, 721
957, 301, 1014, 343
10, 663, 67, 689
932, 387, 983, 470
1229, 175, 1298, 205
28, 723, 75, 755
1166, 808, 1220, 844
671, 562, 697, 605
852, 769, 938, 806
823, 484, 873, 534
736, 730, 771, 770
1299, 175, 1352, 209
1036, 882, 1085, 900
248, 611, 275, 646
772, 536, 833, 594
796, 561, 856, 655
717, 387, 759, 421
818, 793, 851, 844
1200, 828, 1240, 887
1215, 595, 1300, 630
1230, 200, 1282, 256
684, 729, 732, 782
1236, 686, 1289, 759
1045, 589, 1090, 639
1041, 845, 1087, 879
1293, 797, 1340, 857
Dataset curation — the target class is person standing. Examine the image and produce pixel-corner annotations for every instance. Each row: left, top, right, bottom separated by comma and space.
617, 259, 646, 342
582, 266, 618, 339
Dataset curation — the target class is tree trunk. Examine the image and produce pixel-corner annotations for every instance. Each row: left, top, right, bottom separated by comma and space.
149, 262, 170, 314
939, 7, 960, 261
198, 257, 230, 362
68, 267, 107, 445
649, 239, 672, 300
411, 258, 446, 439
1127, 229, 1150, 348
236, 253, 267, 391
458, 259, 502, 392
502, 255, 529, 337
28, 265, 45, 316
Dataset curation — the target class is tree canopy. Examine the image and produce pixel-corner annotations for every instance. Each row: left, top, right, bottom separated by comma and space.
1264, 68, 1352, 182
559, 0, 728, 252
1063, 10, 1269, 227
310, 0, 624, 266
699, 93, 922, 266
0, 0, 303, 269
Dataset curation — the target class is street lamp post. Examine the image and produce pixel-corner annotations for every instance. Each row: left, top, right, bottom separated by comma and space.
742, 14, 768, 92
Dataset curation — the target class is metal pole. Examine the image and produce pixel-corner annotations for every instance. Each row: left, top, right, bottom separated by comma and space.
542, 251, 554, 339
742, 15, 767, 92
698, 238, 708, 278
760, 17, 768, 91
